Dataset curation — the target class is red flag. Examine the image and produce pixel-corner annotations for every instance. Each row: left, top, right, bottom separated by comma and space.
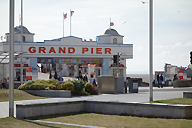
63, 13, 67, 19
71, 10, 74, 17
110, 22, 114, 26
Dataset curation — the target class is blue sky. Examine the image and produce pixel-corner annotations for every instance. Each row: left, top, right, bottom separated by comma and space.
0, 0, 192, 74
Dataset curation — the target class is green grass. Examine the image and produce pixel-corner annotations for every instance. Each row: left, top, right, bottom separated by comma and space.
0, 117, 78, 128
1, 114, 192, 128
37, 113, 192, 128
0, 89, 49, 102
149, 98, 192, 105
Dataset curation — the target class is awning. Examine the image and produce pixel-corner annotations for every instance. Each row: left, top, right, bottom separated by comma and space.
0, 51, 25, 64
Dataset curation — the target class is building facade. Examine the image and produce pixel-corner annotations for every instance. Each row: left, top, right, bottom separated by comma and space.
0, 26, 133, 81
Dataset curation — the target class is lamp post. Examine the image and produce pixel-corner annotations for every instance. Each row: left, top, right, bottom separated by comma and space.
9, 0, 14, 117
20, 0, 23, 85
149, 0, 153, 101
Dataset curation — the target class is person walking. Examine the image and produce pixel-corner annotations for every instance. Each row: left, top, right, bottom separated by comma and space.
157, 73, 160, 88
54, 71, 58, 79
173, 74, 178, 81
159, 74, 164, 88
83, 74, 88, 83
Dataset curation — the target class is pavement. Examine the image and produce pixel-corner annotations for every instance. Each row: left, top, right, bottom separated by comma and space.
1, 86, 192, 118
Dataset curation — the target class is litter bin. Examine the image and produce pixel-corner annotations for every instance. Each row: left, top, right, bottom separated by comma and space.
128, 79, 138, 93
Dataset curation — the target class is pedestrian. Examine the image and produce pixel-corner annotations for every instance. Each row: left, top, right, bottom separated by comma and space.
83, 74, 88, 83
41, 65, 44, 73
173, 74, 178, 81
157, 73, 160, 88
49, 70, 52, 79
159, 74, 164, 88
90, 74, 97, 87
54, 71, 58, 79
78, 73, 83, 80
58, 75, 63, 81
17, 74, 20, 81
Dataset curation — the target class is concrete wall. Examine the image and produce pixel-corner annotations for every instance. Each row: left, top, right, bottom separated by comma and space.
24, 90, 71, 98
16, 100, 192, 119
173, 80, 192, 87
85, 101, 192, 119
16, 101, 84, 118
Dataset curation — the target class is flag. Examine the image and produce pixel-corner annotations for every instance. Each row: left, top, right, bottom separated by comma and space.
1, 36, 3, 40
110, 22, 114, 26
4, 35, 6, 39
63, 13, 67, 19
71, 10, 74, 17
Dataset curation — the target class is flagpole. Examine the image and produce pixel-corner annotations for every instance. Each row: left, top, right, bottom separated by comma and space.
63, 13, 64, 37
19, 14, 20, 26
20, 0, 23, 85
70, 9, 71, 36
110, 18, 111, 29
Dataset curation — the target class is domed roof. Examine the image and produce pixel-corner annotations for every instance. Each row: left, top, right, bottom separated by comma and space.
98, 28, 123, 37
14, 26, 33, 34
104, 28, 120, 36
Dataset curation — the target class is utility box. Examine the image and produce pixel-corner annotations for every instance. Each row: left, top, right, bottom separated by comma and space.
98, 75, 124, 94
128, 79, 138, 93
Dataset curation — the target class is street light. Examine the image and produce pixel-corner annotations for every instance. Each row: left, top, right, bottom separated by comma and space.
149, 0, 153, 101
9, 0, 15, 117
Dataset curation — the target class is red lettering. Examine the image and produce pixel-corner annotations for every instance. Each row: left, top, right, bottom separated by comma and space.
82, 47, 89, 54
68, 47, 75, 54
91, 48, 93, 54
49, 47, 56, 53
29, 46, 36, 53
105, 48, 111, 54
39, 47, 46, 53
96, 48, 102, 54
59, 47, 66, 53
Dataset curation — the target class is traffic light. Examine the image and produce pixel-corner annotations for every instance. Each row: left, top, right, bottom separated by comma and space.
190, 51, 192, 64
117, 55, 120, 66
113, 55, 117, 65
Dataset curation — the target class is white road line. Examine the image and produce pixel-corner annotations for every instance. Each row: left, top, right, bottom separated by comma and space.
25, 119, 106, 128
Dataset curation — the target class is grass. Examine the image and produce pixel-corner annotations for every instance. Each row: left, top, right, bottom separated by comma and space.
0, 117, 78, 128
149, 98, 192, 105
1, 113, 192, 128
0, 89, 49, 102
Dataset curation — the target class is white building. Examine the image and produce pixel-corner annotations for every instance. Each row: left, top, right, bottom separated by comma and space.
0, 26, 133, 81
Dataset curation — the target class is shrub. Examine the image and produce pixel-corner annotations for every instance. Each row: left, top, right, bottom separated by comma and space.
63, 82, 74, 91
47, 84, 56, 90
71, 80, 85, 92
85, 82, 93, 94
59, 83, 66, 90
47, 78, 59, 90
18, 80, 35, 90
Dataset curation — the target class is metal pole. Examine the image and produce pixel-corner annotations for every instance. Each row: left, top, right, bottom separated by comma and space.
70, 10, 71, 36
20, 0, 23, 85
149, 0, 153, 101
9, 0, 14, 117
63, 12, 64, 37
117, 52, 119, 77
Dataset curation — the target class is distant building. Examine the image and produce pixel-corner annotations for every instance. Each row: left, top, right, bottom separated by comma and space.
164, 63, 187, 81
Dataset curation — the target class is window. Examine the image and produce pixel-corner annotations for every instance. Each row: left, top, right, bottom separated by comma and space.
113, 38, 117, 43
23, 36, 26, 42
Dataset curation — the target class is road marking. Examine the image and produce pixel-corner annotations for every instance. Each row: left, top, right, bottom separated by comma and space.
25, 119, 106, 128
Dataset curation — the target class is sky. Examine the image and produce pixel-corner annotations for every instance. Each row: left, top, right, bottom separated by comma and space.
0, 0, 192, 74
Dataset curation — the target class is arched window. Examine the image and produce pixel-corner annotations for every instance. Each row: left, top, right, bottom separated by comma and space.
23, 36, 26, 42
113, 38, 117, 43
